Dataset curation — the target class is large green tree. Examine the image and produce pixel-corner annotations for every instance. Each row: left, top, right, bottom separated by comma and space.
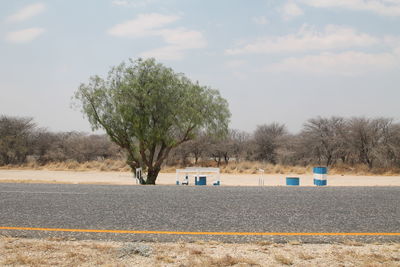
74, 58, 230, 184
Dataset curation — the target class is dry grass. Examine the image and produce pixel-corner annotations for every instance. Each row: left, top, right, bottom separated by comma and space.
2, 159, 400, 176
297, 251, 315, 260
3, 253, 48, 266
189, 248, 204, 255
287, 240, 302, 246
256, 240, 274, 246
0, 237, 399, 267
155, 255, 176, 263
274, 254, 294, 265
0, 159, 131, 172
0, 179, 72, 184
342, 239, 365, 246
187, 254, 259, 267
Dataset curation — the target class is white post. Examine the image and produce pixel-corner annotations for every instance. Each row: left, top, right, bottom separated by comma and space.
135, 168, 142, 184
258, 168, 264, 186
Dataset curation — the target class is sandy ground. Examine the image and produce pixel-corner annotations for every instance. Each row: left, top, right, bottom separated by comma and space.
0, 169, 399, 186
0, 236, 399, 266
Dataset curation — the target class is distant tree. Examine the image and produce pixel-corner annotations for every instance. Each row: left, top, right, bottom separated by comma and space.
31, 129, 58, 163
229, 129, 250, 163
348, 117, 393, 168
276, 134, 301, 165
0, 115, 36, 165
301, 116, 347, 166
384, 123, 400, 168
185, 131, 209, 164
208, 134, 230, 166
74, 58, 230, 184
253, 123, 287, 164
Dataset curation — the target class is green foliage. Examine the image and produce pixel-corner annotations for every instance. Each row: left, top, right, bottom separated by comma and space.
74, 58, 230, 184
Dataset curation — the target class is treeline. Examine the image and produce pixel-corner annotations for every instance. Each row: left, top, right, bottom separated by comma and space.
169, 117, 400, 170
0, 116, 121, 165
1, 115, 400, 170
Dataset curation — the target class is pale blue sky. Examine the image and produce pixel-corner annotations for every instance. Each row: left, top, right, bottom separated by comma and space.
1, 0, 399, 133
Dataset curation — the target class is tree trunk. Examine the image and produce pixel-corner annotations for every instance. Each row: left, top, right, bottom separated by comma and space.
145, 167, 160, 185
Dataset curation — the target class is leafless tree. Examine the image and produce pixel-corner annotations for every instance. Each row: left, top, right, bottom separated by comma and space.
229, 129, 250, 163
0, 115, 36, 165
253, 123, 287, 164
300, 116, 347, 166
348, 117, 394, 168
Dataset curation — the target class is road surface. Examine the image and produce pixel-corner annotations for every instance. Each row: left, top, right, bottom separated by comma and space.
0, 183, 399, 242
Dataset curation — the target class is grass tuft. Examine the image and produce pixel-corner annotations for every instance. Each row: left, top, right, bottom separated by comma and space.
298, 251, 315, 260
274, 254, 294, 265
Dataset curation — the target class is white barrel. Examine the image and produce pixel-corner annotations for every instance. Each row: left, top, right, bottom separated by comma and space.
313, 167, 327, 186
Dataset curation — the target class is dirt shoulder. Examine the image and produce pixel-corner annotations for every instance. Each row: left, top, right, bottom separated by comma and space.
0, 236, 399, 266
0, 169, 400, 186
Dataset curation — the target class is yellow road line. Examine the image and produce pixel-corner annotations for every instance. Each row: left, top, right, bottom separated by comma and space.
0, 226, 399, 236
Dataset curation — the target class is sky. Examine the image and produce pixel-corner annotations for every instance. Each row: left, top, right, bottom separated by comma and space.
1, 0, 400, 134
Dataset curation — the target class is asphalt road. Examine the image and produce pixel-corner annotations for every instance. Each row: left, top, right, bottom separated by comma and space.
0, 183, 399, 242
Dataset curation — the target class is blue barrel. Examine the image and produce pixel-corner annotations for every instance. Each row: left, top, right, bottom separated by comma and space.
313, 167, 327, 174
313, 167, 327, 186
196, 176, 207, 185
314, 179, 327, 186
286, 177, 300, 186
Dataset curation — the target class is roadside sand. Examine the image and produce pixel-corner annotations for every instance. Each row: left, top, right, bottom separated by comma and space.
0, 236, 399, 266
0, 169, 399, 186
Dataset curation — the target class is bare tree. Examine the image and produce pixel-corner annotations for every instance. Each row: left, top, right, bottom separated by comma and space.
384, 123, 400, 168
253, 123, 287, 164
0, 115, 36, 165
185, 131, 210, 164
300, 116, 347, 166
230, 129, 250, 163
348, 117, 393, 168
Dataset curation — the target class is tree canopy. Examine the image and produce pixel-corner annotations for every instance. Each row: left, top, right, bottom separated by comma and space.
74, 58, 230, 184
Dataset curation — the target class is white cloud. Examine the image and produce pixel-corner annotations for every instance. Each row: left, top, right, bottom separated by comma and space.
159, 28, 207, 49
252, 16, 269, 25
265, 51, 399, 75
301, 0, 400, 17
6, 3, 46, 23
282, 1, 304, 20
111, 0, 156, 8
108, 13, 207, 60
111, 0, 131, 6
5, 28, 45, 43
226, 24, 378, 55
107, 13, 179, 37
139, 28, 207, 60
